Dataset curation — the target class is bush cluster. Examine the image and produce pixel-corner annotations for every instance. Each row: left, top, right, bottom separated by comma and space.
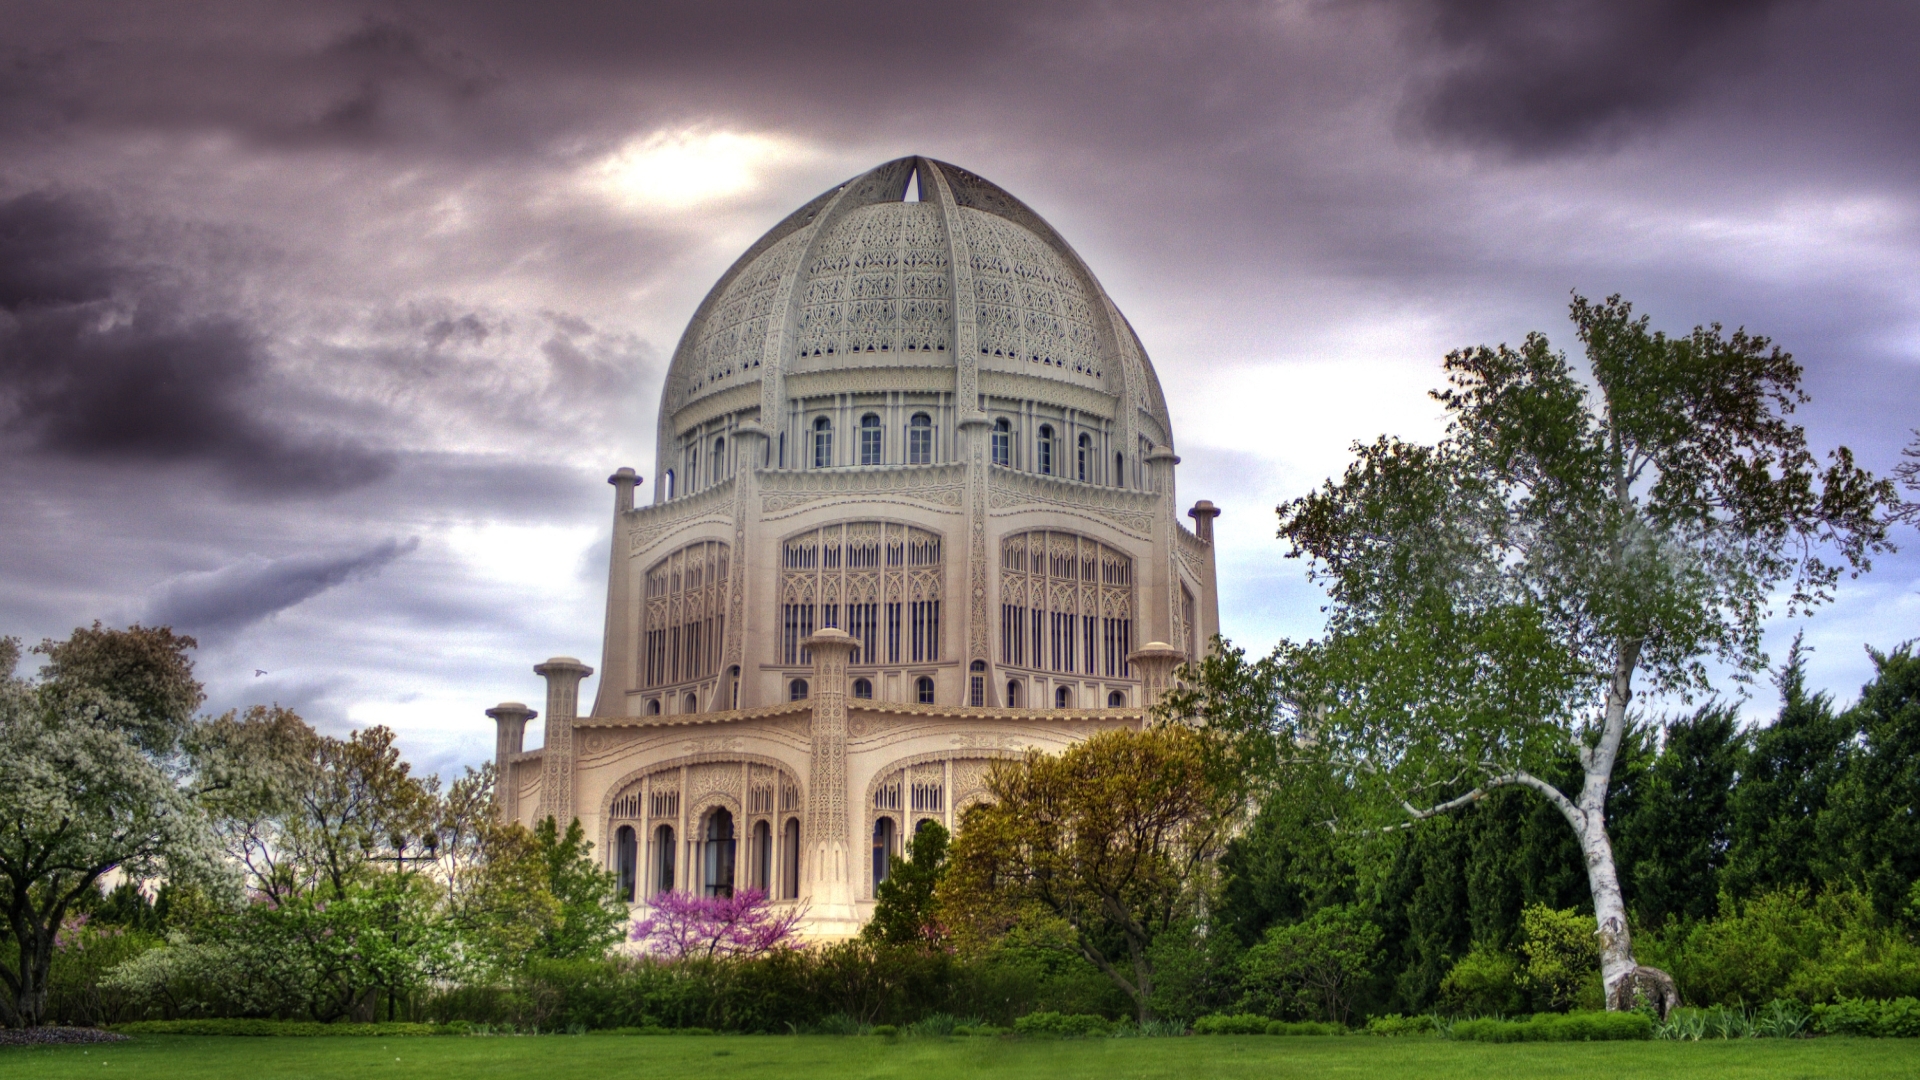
1448, 1011, 1652, 1042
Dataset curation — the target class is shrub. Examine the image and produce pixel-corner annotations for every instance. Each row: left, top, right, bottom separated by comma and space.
1192, 1013, 1269, 1035
1265, 1020, 1344, 1035
1236, 905, 1380, 1024
1448, 1011, 1651, 1042
1645, 889, 1920, 1007
1518, 905, 1599, 1013
1437, 947, 1526, 1018
1013, 1011, 1114, 1037
47, 923, 161, 1026
1814, 997, 1920, 1038
114, 1020, 449, 1036
868, 1024, 899, 1037
1364, 1013, 1436, 1036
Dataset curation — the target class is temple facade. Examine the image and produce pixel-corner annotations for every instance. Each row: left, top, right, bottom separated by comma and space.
488, 156, 1220, 938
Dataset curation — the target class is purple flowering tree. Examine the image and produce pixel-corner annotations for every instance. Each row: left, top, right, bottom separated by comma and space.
629, 889, 805, 959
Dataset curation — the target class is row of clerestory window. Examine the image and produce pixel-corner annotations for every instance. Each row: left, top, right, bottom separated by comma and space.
990, 419, 1121, 486
812, 413, 935, 468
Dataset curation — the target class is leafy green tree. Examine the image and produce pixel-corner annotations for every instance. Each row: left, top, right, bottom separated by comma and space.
0, 626, 221, 1028
863, 820, 950, 946
941, 727, 1236, 1023
528, 817, 626, 960
1259, 295, 1894, 1009
1724, 639, 1853, 898
1237, 904, 1381, 1024
1518, 903, 1599, 1012
1821, 644, 1920, 918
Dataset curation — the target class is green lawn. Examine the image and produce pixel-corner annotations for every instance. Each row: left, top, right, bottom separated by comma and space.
7, 1035, 1920, 1080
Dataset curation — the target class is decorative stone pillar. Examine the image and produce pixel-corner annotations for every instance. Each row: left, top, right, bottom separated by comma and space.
1129, 642, 1187, 716
534, 657, 593, 825
485, 702, 536, 824
802, 627, 859, 936
591, 468, 641, 717
1187, 499, 1219, 543
721, 423, 765, 709
1187, 500, 1222, 656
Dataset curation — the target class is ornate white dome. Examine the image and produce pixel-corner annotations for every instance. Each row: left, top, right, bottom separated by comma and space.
657, 157, 1171, 458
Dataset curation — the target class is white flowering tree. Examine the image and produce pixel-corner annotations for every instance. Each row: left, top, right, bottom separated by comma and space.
0, 627, 219, 1028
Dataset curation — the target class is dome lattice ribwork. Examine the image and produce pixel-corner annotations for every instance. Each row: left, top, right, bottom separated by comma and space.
658, 156, 1170, 452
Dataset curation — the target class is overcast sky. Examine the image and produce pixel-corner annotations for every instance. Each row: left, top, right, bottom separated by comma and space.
2, 0, 1915, 778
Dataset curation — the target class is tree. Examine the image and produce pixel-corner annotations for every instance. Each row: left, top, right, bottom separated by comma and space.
1821, 644, 1920, 918
1615, 705, 1742, 927
0, 625, 220, 1028
940, 726, 1236, 1023
628, 889, 804, 959
1263, 295, 1895, 1010
1237, 904, 1381, 1024
1893, 430, 1918, 527
1724, 638, 1852, 899
862, 821, 950, 946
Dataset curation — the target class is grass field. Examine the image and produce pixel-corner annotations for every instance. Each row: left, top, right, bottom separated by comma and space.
5, 1034, 1919, 1080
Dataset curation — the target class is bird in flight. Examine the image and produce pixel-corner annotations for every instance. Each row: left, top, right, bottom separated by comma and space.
254, 669, 269, 677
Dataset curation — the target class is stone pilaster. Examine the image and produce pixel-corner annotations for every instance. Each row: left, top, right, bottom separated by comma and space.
802, 627, 859, 936
485, 701, 535, 824
591, 468, 641, 717
721, 424, 765, 709
1187, 500, 1222, 656
534, 657, 593, 825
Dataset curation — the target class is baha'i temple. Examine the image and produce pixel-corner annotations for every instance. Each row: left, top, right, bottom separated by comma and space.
487, 156, 1221, 939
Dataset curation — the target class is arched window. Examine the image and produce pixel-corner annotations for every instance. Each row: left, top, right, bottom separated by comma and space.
908, 412, 933, 465
860, 413, 883, 465
704, 809, 736, 898
615, 825, 636, 903
713, 436, 726, 482
812, 416, 833, 468
664, 469, 675, 499
872, 816, 896, 889
1007, 680, 1021, 707
683, 692, 698, 714
687, 444, 699, 490
992, 418, 1011, 467
647, 698, 661, 715
789, 678, 809, 701
1108, 689, 1126, 707
852, 677, 873, 699
1077, 434, 1091, 482
640, 540, 730, 691
915, 676, 934, 704
781, 817, 801, 899
1115, 452, 1124, 488
969, 659, 986, 707
1038, 425, 1054, 475
728, 666, 740, 710
752, 819, 772, 892
653, 824, 675, 894
1055, 685, 1072, 709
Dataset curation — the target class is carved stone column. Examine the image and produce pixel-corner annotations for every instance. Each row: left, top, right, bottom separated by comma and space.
802, 627, 859, 936
485, 701, 536, 824
534, 657, 593, 825
1128, 642, 1186, 716
1187, 499, 1222, 656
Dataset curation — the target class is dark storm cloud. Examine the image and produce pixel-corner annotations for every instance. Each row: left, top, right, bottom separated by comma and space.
1397, 0, 1794, 153
145, 537, 419, 636
0, 190, 393, 494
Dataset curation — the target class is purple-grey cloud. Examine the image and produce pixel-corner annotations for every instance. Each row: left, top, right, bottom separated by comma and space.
144, 537, 419, 636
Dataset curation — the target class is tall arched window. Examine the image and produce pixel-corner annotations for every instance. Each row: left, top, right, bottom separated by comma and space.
782, 818, 801, 899
1007, 680, 1021, 707
1000, 531, 1133, 678
687, 444, 699, 490
781, 523, 943, 666
752, 819, 772, 892
1038, 425, 1054, 475
915, 676, 935, 704
713, 436, 726, 483
615, 825, 636, 903
859, 413, 882, 465
728, 665, 740, 709
664, 469, 675, 499
992, 418, 1011, 466
1077, 434, 1091, 482
1056, 685, 1072, 709
812, 416, 833, 468
640, 540, 729, 691
653, 824, 675, 894
969, 659, 986, 706
1115, 452, 1124, 488
704, 809, 736, 898
683, 692, 699, 714
872, 816, 897, 889
907, 412, 933, 465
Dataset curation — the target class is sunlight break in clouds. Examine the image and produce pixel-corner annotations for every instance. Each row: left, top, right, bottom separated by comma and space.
585, 128, 818, 211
